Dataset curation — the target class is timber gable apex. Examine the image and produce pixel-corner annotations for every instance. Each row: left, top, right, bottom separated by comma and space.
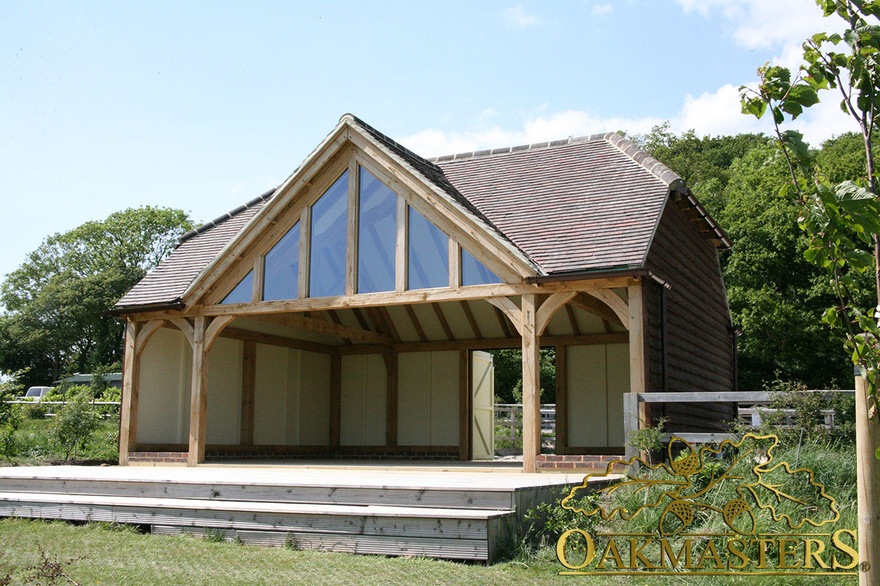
181, 115, 538, 311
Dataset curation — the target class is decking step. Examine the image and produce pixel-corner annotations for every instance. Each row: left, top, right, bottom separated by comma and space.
0, 476, 519, 510
0, 491, 514, 561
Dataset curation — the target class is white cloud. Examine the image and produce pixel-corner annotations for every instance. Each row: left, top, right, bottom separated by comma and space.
400, 88, 852, 160
504, 4, 541, 28
676, 0, 841, 53
591, 4, 613, 17
399, 110, 664, 158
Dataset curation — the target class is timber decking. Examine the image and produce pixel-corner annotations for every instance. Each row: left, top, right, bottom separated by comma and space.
0, 465, 603, 562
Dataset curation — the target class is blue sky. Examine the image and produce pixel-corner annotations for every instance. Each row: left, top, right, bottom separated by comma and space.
0, 0, 858, 283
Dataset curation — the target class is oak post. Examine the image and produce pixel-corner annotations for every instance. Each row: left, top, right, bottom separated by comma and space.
187, 316, 208, 466
627, 283, 648, 431
240, 340, 257, 445
459, 350, 470, 461
119, 320, 140, 465
521, 293, 540, 473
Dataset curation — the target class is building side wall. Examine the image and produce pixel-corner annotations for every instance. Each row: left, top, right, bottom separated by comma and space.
398, 351, 460, 446
644, 199, 737, 432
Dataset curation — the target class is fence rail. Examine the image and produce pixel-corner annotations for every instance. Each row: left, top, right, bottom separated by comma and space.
493, 391, 852, 456
623, 390, 854, 462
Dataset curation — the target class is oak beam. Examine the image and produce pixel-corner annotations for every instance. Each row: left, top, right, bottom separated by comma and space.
460, 301, 483, 340
334, 332, 629, 355
220, 327, 338, 355
564, 304, 582, 336
249, 313, 393, 345
405, 305, 428, 342
432, 303, 456, 341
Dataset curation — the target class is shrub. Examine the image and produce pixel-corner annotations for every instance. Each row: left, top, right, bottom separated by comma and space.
50, 386, 101, 461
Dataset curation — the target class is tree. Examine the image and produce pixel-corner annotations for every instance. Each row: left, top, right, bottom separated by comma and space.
740, 2, 880, 581
0, 207, 194, 387
639, 126, 852, 388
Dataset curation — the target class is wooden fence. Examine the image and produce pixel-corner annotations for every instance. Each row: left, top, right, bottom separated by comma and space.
622, 390, 854, 463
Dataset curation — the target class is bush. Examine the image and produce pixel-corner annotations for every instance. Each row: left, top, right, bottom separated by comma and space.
50, 386, 101, 461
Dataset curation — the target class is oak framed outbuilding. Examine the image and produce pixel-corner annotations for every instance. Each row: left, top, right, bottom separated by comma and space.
112, 114, 736, 473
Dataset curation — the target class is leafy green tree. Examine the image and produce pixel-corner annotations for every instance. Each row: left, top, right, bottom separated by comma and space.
635, 123, 766, 216
490, 348, 556, 404
0, 207, 194, 388
720, 142, 854, 387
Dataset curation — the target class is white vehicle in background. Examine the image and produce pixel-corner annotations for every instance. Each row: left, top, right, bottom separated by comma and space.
19, 386, 53, 402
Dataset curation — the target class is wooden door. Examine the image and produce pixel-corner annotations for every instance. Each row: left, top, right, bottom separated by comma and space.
472, 351, 495, 460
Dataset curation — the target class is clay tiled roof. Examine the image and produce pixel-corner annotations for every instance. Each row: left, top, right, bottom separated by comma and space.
114, 191, 274, 311
114, 117, 727, 313
434, 133, 681, 274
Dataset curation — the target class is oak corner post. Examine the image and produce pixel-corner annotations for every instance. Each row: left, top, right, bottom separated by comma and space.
119, 319, 140, 465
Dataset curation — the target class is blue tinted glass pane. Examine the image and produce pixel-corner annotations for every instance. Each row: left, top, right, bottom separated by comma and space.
358, 168, 396, 293
222, 270, 253, 304
461, 248, 502, 285
408, 207, 448, 289
309, 171, 348, 297
263, 223, 300, 301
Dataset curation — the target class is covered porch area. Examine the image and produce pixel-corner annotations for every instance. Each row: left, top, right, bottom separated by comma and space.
119, 279, 645, 473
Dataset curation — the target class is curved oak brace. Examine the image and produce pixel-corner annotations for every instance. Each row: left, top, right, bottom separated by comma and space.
535, 291, 577, 335
584, 289, 629, 327
134, 320, 167, 357
485, 296, 523, 336
204, 315, 236, 353
169, 318, 195, 348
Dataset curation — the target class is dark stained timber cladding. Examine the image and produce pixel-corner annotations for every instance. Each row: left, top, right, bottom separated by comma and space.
644, 199, 736, 432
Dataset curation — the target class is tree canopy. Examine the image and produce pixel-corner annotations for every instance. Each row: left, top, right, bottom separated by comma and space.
0, 207, 194, 388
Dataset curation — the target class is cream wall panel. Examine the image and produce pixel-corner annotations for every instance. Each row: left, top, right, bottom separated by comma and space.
137, 328, 189, 445
398, 353, 430, 445
606, 343, 630, 447
566, 345, 607, 447
285, 349, 302, 443
340, 354, 386, 446
254, 344, 288, 444
206, 337, 243, 445
430, 351, 459, 445
298, 351, 331, 445
566, 343, 631, 448
397, 351, 459, 446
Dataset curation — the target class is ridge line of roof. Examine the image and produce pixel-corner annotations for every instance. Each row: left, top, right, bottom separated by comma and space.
177, 188, 277, 246
427, 133, 611, 163
604, 133, 682, 188
342, 113, 446, 176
